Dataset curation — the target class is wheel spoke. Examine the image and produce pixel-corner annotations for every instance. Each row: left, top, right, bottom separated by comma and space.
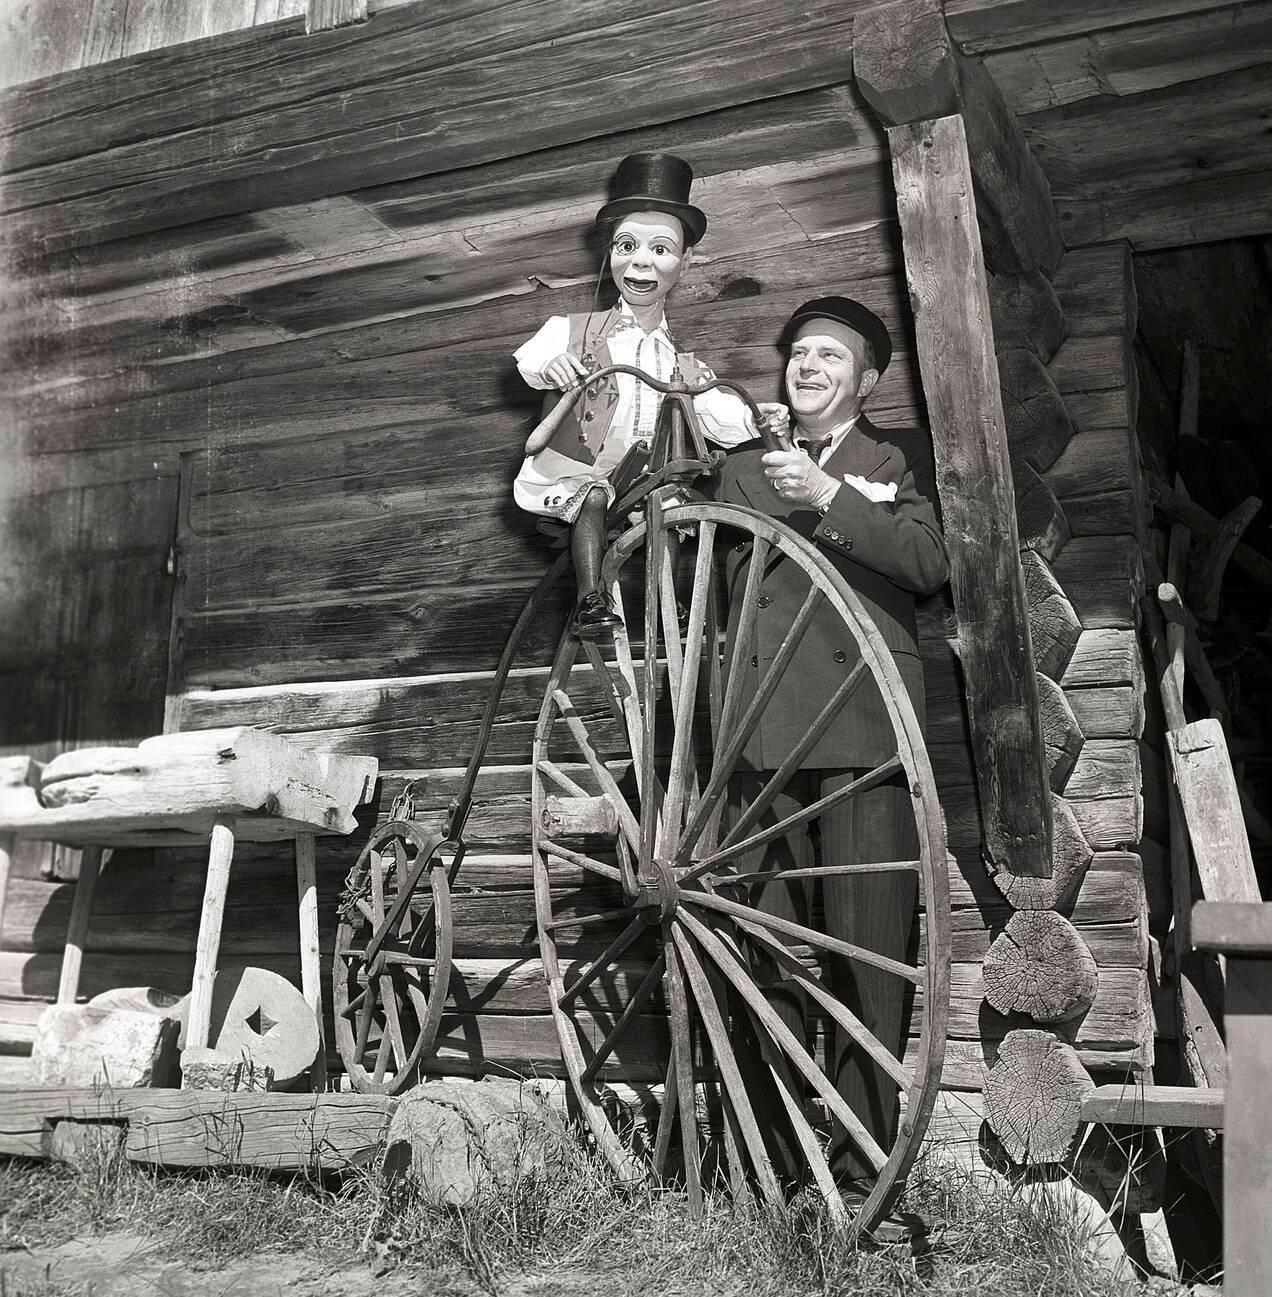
705, 659, 868, 857
651, 1052, 679, 1175
678, 907, 887, 1175
762, 1053, 851, 1227
674, 584, 824, 864
542, 905, 636, 932
719, 860, 921, 886
663, 933, 703, 1213
552, 688, 642, 855
581, 954, 666, 1084
682, 887, 922, 987
537, 758, 590, 798
540, 838, 623, 883
729, 918, 913, 1091
640, 494, 666, 865
559, 917, 646, 1007
717, 537, 768, 752
379, 972, 410, 1073
685, 757, 904, 880
663, 524, 715, 844
672, 925, 784, 1211
699, 546, 727, 860
608, 578, 648, 795
578, 639, 636, 739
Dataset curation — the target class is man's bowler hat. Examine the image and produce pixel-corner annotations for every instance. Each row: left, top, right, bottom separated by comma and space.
780, 296, 893, 374
596, 152, 707, 247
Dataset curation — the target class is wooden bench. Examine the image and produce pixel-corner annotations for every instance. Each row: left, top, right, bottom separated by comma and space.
0, 728, 377, 1086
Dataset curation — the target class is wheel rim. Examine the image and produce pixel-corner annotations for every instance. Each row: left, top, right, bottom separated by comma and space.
531, 499, 950, 1236
333, 821, 455, 1094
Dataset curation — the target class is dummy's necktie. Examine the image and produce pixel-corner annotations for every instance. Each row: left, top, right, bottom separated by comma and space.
800, 436, 832, 464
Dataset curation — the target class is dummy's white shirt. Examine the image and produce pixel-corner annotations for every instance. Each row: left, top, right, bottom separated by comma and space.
512, 303, 753, 519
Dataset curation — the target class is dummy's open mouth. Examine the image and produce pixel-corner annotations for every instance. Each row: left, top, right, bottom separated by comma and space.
623, 276, 659, 294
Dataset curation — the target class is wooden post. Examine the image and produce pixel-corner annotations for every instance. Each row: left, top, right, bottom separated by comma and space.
56, 846, 104, 1005
294, 831, 326, 1091
186, 819, 235, 1052
1193, 902, 1272, 1297
885, 112, 1053, 884
0, 832, 12, 953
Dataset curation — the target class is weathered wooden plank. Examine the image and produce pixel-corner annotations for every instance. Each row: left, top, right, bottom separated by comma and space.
944, 0, 1241, 55
885, 110, 1052, 882
1193, 901, 1272, 954
983, 4, 1272, 114
1, 0, 864, 252
0, 1087, 393, 1169
1065, 686, 1144, 740
1060, 628, 1141, 690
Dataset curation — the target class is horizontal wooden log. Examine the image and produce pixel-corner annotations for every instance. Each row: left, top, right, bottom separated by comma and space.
998, 348, 1077, 471
1052, 534, 1144, 629
0, 0, 863, 252
1060, 628, 1141, 690
0, 1087, 394, 1169
1027, 61, 1272, 250
1022, 550, 1081, 678
942, 0, 1232, 55
1044, 428, 1142, 537
983, 910, 1098, 1024
1051, 244, 1137, 341
982, 4, 1272, 114
1065, 686, 1144, 741
1080, 1082, 1224, 1130
984, 1028, 1094, 1164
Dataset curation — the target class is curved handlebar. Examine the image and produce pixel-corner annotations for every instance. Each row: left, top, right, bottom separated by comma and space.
523, 362, 790, 456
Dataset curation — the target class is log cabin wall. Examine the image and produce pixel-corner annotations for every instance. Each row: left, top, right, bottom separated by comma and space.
2, 0, 1222, 1089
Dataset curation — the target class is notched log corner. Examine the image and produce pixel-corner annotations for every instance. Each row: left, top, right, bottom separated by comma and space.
983, 909, 1098, 1024
984, 1027, 1095, 1165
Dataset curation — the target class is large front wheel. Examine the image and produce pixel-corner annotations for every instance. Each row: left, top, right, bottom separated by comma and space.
531, 499, 950, 1240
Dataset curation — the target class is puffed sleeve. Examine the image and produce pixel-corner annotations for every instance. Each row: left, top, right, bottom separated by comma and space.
690, 367, 755, 448
514, 316, 572, 389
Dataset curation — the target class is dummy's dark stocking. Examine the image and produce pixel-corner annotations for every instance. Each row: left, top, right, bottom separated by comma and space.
571, 486, 622, 638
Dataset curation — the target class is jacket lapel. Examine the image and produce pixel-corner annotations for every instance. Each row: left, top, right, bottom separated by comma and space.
824, 415, 895, 483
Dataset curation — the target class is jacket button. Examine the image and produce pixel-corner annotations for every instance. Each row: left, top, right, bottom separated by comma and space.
584, 411, 595, 422
843, 537, 853, 550
833, 649, 847, 663
750, 655, 758, 668
734, 542, 748, 553
757, 595, 771, 608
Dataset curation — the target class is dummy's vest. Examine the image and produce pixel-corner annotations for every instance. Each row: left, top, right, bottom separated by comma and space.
537, 308, 714, 467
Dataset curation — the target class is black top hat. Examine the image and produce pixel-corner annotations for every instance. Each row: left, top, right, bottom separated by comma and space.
779, 296, 893, 374
595, 152, 707, 247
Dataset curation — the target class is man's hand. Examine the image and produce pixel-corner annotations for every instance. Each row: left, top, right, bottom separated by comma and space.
762, 449, 840, 510
539, 352, 592, 391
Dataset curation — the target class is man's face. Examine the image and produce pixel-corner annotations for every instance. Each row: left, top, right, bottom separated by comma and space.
609, 212, 690, 311
785, 319, 878, 430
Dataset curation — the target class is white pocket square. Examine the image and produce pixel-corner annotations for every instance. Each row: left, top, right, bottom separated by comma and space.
842, 473, 898, 504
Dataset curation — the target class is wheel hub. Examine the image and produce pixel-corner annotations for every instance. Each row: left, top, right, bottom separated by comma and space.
635, 856, 679, 920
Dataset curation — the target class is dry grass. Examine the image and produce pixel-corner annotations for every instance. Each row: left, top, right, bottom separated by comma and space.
0, 1124, 1190, 1297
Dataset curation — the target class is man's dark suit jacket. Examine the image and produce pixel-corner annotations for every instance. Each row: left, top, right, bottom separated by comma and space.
714, 414, 949, 771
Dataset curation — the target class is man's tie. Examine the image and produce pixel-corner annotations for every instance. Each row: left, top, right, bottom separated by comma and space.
800, 435, 832, 465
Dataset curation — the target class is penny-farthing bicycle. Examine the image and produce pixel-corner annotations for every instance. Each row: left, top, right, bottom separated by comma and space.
334, 362, 950, 1240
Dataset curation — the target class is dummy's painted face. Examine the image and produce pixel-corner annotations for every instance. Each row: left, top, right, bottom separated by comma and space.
609, 211, 690, 311
785, 319, 879, 429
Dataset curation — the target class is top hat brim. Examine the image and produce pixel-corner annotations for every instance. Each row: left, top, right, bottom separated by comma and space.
595, 197, 707, 247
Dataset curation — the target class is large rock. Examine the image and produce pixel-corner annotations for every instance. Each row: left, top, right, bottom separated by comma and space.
31, 1005, 180, 1088
179, 1045, 274, 1092
382, 1079, 573, 1205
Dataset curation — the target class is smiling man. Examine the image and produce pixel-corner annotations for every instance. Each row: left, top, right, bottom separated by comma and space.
716, 296, 948, 1214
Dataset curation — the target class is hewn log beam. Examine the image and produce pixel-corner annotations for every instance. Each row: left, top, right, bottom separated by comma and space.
853, 0, 1063, 273
883, 110, 1054, 883
0, 0, 860, 254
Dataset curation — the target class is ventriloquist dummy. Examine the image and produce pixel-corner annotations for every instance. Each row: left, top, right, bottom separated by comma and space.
512, 151, 786, 637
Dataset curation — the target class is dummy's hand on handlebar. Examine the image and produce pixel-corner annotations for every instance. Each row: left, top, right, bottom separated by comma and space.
762, 448, 840, 510
539, 353, 592, 391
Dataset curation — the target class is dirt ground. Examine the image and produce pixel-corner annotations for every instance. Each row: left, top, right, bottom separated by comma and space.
0, 1232, 741, 1297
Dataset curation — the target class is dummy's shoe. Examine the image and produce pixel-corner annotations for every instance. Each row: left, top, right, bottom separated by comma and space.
572, 591, 623, 639
837, 1178, 928, 1248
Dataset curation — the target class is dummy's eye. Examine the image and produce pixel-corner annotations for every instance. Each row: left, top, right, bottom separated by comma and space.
613, 237, 637, 255
653, 242, 675, 256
